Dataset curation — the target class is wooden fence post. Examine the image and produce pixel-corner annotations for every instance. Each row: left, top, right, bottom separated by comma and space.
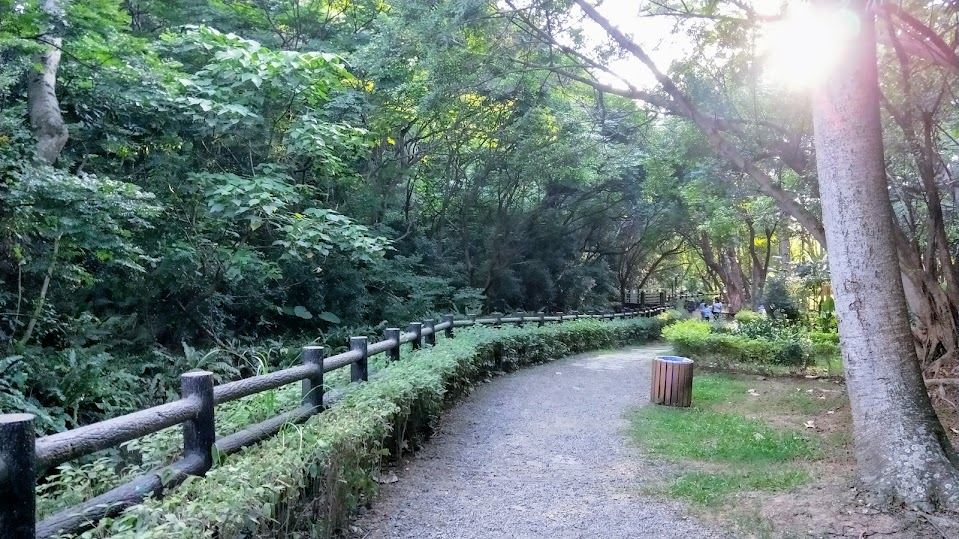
443, 315, 454, 338
409, 322, 422, 350
640, 291, 646, 306
181, 371, 215, 474
538, 312, 545, 327
494, 312, 502, 326
424, 319, 436, 346
350, 337, 368, 382
659, 291, 667, 307
302, 346, 325, 410
469, 313, 477, 325
0, 414, 36, 539
556, 311, 564, 323
384, 328, 401, 361
572, 310, 579, 320
515, 311, 524, 327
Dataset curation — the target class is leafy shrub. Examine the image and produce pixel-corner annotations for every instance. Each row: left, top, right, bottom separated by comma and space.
808, 331, 839, 345
55, 318, 666, 539
763, 278, 800, 321
1, 348, 148, 433
657, 309, 689, 324
662, 320, 813, 368
735, 316, 784, 340
661, 320, 711, 356
734, 309, 762, 324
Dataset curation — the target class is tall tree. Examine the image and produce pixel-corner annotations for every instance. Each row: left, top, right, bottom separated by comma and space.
28, 0, 69, 163
812, 0, 959, 509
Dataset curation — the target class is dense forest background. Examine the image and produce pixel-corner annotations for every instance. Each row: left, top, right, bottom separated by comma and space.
0, 0, 709, 431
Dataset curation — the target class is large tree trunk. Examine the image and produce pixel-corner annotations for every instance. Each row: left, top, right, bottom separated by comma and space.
696, 234, 747, 312
812, 1, 959, 510
28, 0, 69, 164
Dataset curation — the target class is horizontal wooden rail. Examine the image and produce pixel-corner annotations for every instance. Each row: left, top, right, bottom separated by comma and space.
214, 364, 320, 405
0, 306, 667, 539
215, 404, 317, 455
35, 399, 200, 471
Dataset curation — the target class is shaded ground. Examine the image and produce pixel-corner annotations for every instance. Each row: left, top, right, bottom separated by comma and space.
346, 343, 726, 539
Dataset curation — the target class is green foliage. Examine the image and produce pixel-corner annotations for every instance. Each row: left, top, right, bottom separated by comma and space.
2, 0, 691, 361
57, 318, 664, 539
763, 277, 801, 322
733, 309, 762, 324
662, 319, 834, 369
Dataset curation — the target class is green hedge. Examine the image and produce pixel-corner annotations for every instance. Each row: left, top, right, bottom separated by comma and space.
75, 317, 665, 539
662, 320, 839, 369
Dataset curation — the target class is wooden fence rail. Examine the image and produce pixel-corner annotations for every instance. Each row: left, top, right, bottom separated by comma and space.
0, 306, 668, 539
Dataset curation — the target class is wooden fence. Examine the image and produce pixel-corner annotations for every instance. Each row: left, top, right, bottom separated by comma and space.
0, 306, 668, 539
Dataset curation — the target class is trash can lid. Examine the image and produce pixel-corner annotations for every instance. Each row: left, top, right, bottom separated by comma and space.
655, 356, 693, 364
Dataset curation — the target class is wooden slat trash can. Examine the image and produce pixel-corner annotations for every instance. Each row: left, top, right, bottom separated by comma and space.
650, 356, 694, 407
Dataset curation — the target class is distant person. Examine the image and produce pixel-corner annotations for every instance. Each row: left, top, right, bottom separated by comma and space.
757, 304, 767, 316
712, 297, 723, 320
700, 301, 711, 321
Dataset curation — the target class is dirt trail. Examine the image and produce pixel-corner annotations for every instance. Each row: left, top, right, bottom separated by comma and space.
347, 343, 726, 539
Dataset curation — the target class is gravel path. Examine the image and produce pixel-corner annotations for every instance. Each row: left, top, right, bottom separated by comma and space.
348, 343, 726, 539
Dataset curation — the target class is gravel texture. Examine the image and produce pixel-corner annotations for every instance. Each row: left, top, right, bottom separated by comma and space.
347, 343, 726, 539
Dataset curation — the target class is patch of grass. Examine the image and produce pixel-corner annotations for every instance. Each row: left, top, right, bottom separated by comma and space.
630, 374, 819, 522
688, 375, 750, 406
631, 377, 814, 464
764, 390, 835, 416
730, 510, 779, 539
824, 429, 853, 450
670, 468, 809, 506
631, 408, 813, 463
813, 352, 843, 377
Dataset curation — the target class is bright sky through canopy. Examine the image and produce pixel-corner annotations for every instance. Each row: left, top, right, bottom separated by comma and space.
573, 0, 859, 92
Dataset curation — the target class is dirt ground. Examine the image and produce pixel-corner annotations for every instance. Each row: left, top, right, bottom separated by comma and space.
695, 373, 959, 538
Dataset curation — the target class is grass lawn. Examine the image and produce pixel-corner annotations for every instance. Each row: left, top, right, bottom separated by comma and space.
629, 372, 855, 537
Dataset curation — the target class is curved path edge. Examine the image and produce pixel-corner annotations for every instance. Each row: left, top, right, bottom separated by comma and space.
346, 343, 726, 539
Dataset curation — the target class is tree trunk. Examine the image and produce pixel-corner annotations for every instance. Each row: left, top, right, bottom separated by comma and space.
720, 250, 746, 312
28, 0, 69, 164
696, 234, 746, 312
812, 1, 959, 510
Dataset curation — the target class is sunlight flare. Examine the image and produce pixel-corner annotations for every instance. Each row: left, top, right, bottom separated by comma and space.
760, 3, 862, 89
